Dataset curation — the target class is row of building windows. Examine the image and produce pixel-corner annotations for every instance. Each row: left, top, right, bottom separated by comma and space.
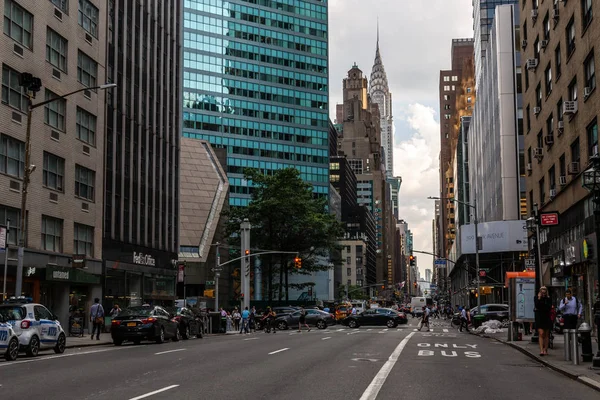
187, 133, 326, 156
0, 203, 94, 256
4, 0, 98, 52
184, 51, 327, 87
185, 0, 327, 21
225, 155, 328, 178
183, 36, 327, 75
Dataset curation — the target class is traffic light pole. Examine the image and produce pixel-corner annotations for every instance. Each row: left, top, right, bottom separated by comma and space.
240, 219, 251, 310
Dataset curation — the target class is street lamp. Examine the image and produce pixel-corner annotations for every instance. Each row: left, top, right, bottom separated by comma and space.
428, 195, 481, 314
14, 80, 117, 297
581, 154, 600, 366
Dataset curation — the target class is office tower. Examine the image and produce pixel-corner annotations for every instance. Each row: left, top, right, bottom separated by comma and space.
182, 0, 330, 207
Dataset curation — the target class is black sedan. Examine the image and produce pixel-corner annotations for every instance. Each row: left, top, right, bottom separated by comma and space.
165, 307, 202, 339
111, 306, 180, 346
469, 304, 509, 323
275, 309, 336, 330
343, 308, 406, 328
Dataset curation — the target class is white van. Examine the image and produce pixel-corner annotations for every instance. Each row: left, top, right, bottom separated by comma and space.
350, 301, 367, 313
410, 297, 431, 316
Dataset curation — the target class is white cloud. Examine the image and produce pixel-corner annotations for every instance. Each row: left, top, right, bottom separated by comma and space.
329, 0, 473, 278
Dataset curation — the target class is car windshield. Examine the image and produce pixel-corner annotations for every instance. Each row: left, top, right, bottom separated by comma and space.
165, 307, 181, 315
0, 306, 25, 321
119, 307, 154, 317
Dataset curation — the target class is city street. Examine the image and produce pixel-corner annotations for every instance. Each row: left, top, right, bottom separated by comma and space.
0, 319, 597, 399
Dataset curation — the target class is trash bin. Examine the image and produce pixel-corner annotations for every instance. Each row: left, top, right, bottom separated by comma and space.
473, 315, 486, 328
208, 312, 221, 334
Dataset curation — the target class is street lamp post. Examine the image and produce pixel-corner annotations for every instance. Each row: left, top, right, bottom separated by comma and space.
14, 82, 117, 297
428, 196, 481, 314
581, 154, 600, 366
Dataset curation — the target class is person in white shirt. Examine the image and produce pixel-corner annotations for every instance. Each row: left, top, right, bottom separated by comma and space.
558, 289, 583, 330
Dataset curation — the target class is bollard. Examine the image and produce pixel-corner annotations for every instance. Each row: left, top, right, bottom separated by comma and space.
570, 329, 580, 365
564, 329, 572, 361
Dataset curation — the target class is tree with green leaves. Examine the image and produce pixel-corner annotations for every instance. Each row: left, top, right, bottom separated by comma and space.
224, 167, 344, 303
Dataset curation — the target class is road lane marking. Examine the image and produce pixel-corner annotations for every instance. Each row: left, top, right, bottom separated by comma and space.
322, 337, 331, 340
366, 329, 372, 332
243, 337, 259, 341
336, 328, 345, 332
359, 332, 415, 400
268, 348, 289, 355
128, 385, 180, 400
155, 349, 186, 355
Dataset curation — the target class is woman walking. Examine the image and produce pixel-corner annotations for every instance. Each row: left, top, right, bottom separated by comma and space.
534, 286, 553, 356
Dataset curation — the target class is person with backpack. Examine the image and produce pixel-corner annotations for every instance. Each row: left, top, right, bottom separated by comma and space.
298, 306, 311, 332
558, 289, 583, 330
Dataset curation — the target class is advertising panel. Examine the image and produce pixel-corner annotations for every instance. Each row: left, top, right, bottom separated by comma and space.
460, 220, 528, 254
515, 277, 535, 321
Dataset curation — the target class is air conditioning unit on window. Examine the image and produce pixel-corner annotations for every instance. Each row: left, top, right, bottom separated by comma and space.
557, 120, 564, 134
527, 58, 539, 70
549, 189, 557, 198
568, 162, 580, 175
526, 163, 533, 171
559, 175, 567, 186
531, 9, 538, 21
544, 135, 554, 145
534, 147, 544, 158
541, 40, 548, 49
593, 144, 599, 156
563, 101, 578, 115
533, 106, 541, 115
552, 8, 559, 20
584, 86, 593, 98
521, 40, 528, 49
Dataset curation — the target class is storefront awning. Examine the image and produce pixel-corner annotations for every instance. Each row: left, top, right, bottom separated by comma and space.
505, 271, 535, 288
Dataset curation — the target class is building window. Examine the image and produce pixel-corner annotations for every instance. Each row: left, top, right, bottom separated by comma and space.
536, 83, 542, 107
557, 98, 564, 121
568, 77, 578, 101
1, 64, 28, 112
555, 45, 562, 79
443, 76, 450, 82
0, 133, 24, 178
559, 154, 566, 176
451, 76, 458, 82
582, 0, 593, 28
78, 0, 99, 37
546, 114, 554, 138
42, 215, 63, 252
49, 0, 69, 13
346, 268, 352, 276
74, 223, 94, 257
467, 97, 472, 103
42, 152, 65, 192
549, 165, 556, 190
444, 104, 451, 110
443, 95, 450, 100
75, 164, 95, 201
566, 17, 576, 56
544, 12, 550, 40
526, 105, 531, 131
77, 51, 97, 88
76, 107, 96, 146
584, 52, 596, 91
444, 114, 451, 120
571, 137, 581, 163
0, 205, 21, 245
534, 36, 540, 59
545, 64, 552, 95
539, 177, 546, 204
587, 118, 598, 156
537, 131, 544, 148
46, 28, 68, 72
443, 85, 450, 91
3, 0, 33, 49
44, 90, 66, 131
467, 87, 472, 93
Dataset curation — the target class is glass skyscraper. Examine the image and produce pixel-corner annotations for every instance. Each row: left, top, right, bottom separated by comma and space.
182, 0, 330, 207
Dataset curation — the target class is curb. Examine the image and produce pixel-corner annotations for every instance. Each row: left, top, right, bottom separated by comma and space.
491, 337, 600, 393
65, 342, 113, 349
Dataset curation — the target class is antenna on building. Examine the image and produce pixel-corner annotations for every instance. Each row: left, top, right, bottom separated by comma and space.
376, 17, 380, 49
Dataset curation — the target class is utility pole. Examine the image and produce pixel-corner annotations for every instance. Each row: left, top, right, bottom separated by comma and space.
240, 219, 251, 310
214, 243, 221, 310
474, 198, 481, 315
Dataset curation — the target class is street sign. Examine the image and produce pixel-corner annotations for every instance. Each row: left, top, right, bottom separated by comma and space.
205, 280, 215, 285
540, 212, 559, 226
525, 258, 536, 269
434, 259, 446, 269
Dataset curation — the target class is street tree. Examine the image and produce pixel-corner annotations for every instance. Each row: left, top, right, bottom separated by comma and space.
224, 167, 344, 302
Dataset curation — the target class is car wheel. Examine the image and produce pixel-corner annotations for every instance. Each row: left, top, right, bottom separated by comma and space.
182, 325, 190, 340
348, 319, 358, 329
386, 319, 397, 328
5, 337, 19, 361
113, 339, 123, 346
316, 320, 326, 329
26, 335, 40, 357
53, 333, 66, 354
277, 321, 288, 331
173, 327, 181, 342
156, 327, 165, 344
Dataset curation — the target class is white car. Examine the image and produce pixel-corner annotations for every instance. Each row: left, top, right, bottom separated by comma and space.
0, 299, 66, 356
0, 317, 19, 361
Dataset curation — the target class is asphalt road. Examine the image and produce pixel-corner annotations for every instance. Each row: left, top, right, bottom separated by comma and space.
0, 319, 597, 400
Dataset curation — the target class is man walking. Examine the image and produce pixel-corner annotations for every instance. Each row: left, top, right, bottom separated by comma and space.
559, 289, 583, 330
90, 298, 105, 340
240, 306, 250, 334
459, 305, 470, 333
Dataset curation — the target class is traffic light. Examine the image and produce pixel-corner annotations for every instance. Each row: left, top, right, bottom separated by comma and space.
409, 255, 415, 266
294, 257, 302, 269
245, 249, 250, 256
381, 285, 385, 290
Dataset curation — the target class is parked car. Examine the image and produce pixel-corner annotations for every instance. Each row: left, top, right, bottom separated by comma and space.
0, 298, 66, 357
343, 308, 405, 328
165, 307, 202, 339
470, 304, 509, 323
0, 312, 20, 361
111, 306, 179, 345
275, 309, 335, 330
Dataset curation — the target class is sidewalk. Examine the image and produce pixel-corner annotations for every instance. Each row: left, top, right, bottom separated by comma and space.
479, 329, 600, 392
65, 334, 113, 349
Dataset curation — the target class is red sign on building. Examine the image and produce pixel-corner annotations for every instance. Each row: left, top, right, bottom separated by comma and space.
540, 212, 559, 226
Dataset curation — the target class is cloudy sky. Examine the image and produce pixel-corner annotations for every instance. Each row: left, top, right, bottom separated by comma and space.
329, 0, 473, 278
